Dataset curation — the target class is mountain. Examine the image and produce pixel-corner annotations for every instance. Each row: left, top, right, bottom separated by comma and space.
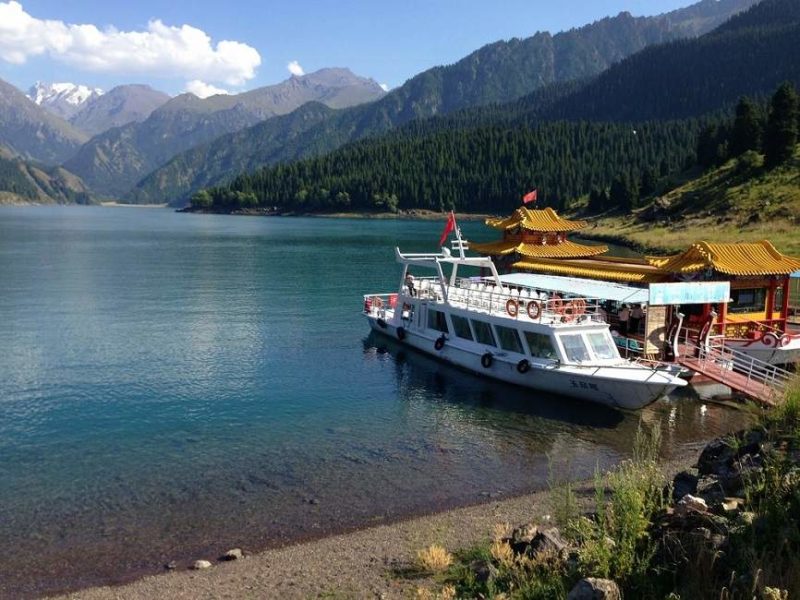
65, 68, 386, 198
128, 0, 758, 205
194, 0, 800, 217
0, 145, 93, 204
538, 0, 800, 121
69, 85, 171, 136
0, 78, 88, 165
28, 82, 103, 120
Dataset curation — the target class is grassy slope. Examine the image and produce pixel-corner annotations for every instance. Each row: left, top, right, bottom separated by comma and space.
584, 146, 800, 255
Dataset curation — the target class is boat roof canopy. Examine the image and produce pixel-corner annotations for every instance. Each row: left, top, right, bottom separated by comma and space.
497, 272, 649, 304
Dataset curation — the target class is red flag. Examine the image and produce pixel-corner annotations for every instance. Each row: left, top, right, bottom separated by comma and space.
438, 212, 456, 247
522, 189, 538, 204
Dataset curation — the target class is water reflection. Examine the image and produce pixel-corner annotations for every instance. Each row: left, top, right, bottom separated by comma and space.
362, 331, 754, 461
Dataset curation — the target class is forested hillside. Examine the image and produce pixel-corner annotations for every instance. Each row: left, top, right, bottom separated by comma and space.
193, 120, 706, 214
541, 0, 800, 121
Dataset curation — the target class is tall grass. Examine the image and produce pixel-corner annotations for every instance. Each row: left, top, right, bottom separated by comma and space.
566, 422, 666, 592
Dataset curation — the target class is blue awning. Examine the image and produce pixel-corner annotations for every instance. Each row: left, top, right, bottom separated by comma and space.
496, 273, 649, 304
791, 271, 800, 279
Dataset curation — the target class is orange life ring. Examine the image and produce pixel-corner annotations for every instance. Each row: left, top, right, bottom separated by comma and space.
573, 298, 586, 315
526, 300, 542, 320
372, 296, 383, 308
506, 298, 519, 317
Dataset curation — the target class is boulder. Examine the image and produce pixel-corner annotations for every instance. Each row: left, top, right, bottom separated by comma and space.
718, 454, 764, 496
672, 470, 699, 502
507, 522, 538, 555
220, 548, 244, 561
698, 439, 736, 476
192, 559, 212, 570
675, 494, 708, 517
696, 475, 727, 506
721, 497, 744, 514
469, 559, 499, 584
567, 577, 621, 600
529, 527, 568, 557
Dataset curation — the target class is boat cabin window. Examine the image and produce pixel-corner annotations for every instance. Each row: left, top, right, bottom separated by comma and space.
495, 325, 523, 354
451, 314, 474, 341
470, 319, 496, 347
729, 287, 767, 314
586, 331, 618, 360
524, 331, 557, 359
427, 309, 449, 333
560, 334, 590, 362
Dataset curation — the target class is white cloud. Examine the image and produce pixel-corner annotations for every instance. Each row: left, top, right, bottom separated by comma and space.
287, 60, 304, 76
0, 1, 261, 85
379, 83, 390, 92
185, 80, 230, 98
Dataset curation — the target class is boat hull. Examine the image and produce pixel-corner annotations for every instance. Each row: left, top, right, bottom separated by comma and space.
368, 317, 685, 410
723, 336, 800, 365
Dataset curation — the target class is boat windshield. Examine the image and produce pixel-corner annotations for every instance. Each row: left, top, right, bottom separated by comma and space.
586, 331, 618, 360
560, 333, 591, 363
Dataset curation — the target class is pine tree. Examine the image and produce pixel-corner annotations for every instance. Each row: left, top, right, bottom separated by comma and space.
764, 82, 799, 168
730, 96, 762, 157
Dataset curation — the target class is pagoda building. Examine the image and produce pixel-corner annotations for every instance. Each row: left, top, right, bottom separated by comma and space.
470, 207, 608, 272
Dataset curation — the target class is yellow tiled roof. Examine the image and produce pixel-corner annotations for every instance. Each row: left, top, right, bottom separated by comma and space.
517, 240, 608, 258
486, 207, 588, 232
469, 240, 520, 256
513, 257, 664, 283
471, 239, 607, 258
648, 241, 800, 276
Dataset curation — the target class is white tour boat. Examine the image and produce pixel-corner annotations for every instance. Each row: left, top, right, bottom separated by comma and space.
362, 233, 687, 410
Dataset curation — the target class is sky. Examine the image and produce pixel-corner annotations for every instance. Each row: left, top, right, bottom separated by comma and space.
0, 0, 699, 98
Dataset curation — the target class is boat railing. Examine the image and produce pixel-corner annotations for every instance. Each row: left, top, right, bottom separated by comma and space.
444, 278, 608, 326
362, 293, 399, 319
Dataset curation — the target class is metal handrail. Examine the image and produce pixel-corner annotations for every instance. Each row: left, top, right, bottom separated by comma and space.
695, 342, 792, 399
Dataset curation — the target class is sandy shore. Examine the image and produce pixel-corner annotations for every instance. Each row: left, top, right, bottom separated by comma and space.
55, 446, 705, 600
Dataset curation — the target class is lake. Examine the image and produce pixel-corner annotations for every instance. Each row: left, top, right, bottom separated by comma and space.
0, 206, 751, 596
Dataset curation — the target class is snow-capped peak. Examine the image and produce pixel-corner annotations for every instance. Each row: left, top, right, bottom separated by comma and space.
27, 82, 104, 119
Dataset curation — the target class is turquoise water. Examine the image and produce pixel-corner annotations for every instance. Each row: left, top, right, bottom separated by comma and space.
0, 206, 750, 596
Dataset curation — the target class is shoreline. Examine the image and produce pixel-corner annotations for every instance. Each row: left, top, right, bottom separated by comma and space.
55, 445, 706, 600
179, 206, 498, 222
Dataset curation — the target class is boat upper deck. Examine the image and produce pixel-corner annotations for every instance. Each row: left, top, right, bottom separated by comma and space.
406, 276, 610, 328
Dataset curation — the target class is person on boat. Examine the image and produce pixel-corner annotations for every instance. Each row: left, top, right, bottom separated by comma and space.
618, 304, 631, 336
405, 273, 416, 297
630, 304, 644, 335
596, 303, 608, 322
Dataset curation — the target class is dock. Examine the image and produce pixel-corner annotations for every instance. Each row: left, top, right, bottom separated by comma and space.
677, 343, 793, 406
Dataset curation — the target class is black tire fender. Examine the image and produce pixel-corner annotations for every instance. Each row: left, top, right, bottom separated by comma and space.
517, 359, 531, 374
481, 352, 493, 369
396, 326, 406, 341
376, 318, 387, 329
434, 335, 446, 351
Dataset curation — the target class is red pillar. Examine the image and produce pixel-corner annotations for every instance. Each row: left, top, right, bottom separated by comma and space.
766, 279, 776, 325
781, 278, 790, 331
